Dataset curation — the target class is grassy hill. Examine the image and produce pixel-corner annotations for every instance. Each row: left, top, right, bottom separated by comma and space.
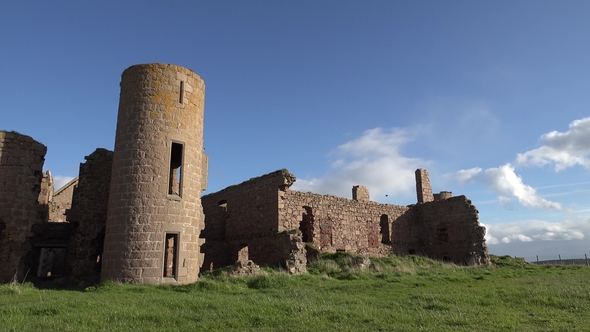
1, 254, 589, 331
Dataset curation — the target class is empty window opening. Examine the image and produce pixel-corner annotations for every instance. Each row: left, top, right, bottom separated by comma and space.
437, 227, 449, 243
218, 200, 227, 210
37, 247, 66, 277
163, 233, 178, 278
179, 81, 184, 104
380, 214, 390, 244
169, 142, 184, 196
237, 244, 249, 262
299, 206, 313, 242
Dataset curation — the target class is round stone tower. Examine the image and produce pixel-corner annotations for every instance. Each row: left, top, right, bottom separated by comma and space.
101, 63, 206, 284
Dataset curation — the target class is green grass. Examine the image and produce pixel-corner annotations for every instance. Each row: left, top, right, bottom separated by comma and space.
1, 254, 589, 331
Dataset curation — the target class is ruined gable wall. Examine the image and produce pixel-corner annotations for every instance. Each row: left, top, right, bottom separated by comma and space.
0, 131, 48, 283
391, 196, 490, 265
49, 177, 78, 222
415, 169, 434, 203
281, 190, 410, 257
39, 171, 54, 206
201, 170, 296, 269
66, 148, 113, 283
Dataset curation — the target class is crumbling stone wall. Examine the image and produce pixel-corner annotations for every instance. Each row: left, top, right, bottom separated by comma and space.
391, 196, 490, 264
352, 185, 370, 202
65, 149, 113, 284
415, 169, 434, 203
202, 169, 403, 268
0, 131, 48, 283
203, 168, 489, 269
434, 191, 452, 201
281, 188, 408, 257
49, 177, 78, 222
39, 171, 54, 206
201, 170, 298, 270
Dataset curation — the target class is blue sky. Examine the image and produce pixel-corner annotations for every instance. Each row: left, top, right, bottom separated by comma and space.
2, 1, 589, 261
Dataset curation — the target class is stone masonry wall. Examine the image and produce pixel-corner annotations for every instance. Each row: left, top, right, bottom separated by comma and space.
49, 177, 78, 222
102, 63, 206, 284
201, 170, 296, 269
352, 185, 370, 202
391, 196, 490, 265
66, 149, 113, 284
415, 169, 434, 203
0, 131, 48, 283
38, 171, 54, 206
281, 189, 409, 257
203, 168, 489, 268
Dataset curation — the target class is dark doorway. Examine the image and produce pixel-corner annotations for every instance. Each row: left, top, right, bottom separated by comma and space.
380, 214, 390, 244
299, 206, 314, 242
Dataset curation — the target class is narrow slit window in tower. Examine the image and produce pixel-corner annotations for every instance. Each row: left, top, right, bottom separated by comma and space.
163, 233, 178, 278
169, 142, 183, 196
179, 81, 184, 104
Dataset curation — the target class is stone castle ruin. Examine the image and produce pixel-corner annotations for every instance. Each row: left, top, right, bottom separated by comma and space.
0, 63, 489, 285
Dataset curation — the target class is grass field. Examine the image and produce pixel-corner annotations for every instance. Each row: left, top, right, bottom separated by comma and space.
1, 254, 589, 331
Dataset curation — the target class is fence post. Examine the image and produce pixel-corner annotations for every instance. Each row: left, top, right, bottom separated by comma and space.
586, 254, 588, 267
536, 255, 538, 264
559, 254, 562, 265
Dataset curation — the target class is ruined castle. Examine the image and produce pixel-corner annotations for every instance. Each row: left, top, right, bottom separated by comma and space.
0, 63, 490, 286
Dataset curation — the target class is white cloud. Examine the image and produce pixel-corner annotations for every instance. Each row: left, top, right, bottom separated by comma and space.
483, 163, 562, 210
292, 127, 428, 200
453, 167, 482, 185
484, 219, 589, 246
449, 117, 590, 210
450, 164, 562, 210
53, 175, 76, 191
516, 116, 590, 171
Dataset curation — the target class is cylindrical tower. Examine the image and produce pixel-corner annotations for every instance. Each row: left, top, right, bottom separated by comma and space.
101, 63, 206, 284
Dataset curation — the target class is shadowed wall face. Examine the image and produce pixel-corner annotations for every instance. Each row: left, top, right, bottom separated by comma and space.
0, 131, 47, 283
102, 63, 207, 284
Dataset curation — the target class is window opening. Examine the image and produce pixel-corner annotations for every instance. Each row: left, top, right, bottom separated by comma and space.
299, 206, 313, 242
179, 81, 184, 104
37, 247, 67, 277
380, 214, 390, 244
437, 227, 449, 243
169, 142, 183, 196
237, 244, 249, 262
163, 233, 178, 278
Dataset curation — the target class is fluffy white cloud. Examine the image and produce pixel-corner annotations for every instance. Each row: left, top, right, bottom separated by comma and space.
516, 117, 590, 171
484, 219, 588, 246
484, 164, 562, 210
53, 175, 76, 191
451, 164, 562, 210
453, 167, 482, 185
449, 117, 590, 210
292, 127, 428, 200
